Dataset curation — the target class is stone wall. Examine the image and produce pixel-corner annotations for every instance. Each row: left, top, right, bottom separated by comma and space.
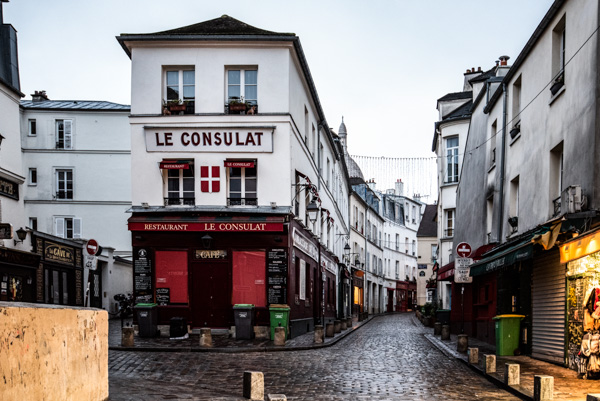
0, 302, 108, 401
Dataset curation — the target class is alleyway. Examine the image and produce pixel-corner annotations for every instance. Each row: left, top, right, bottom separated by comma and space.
109, 314, 518, 400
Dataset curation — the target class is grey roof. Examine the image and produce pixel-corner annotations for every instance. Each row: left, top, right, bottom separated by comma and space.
149, 15, 295, 37
417, 204, 437, 237
469, 67, 496, 83
20, 100, 130, 111
442, 100, 472, 120
345, 154, 364, 182
437, 91, 472, 103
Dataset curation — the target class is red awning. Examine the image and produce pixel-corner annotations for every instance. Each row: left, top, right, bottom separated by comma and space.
128, 215, 284, 232
160, 160, 190, 169
437, 261, 454, 281
224, 160, 255, 168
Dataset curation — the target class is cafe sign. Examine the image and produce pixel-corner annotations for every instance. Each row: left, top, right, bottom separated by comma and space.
195, 250, 227, 259
145, 127, 274, 153
44, 241, 74, 264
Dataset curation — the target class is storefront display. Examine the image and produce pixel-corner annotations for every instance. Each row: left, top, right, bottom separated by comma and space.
566, 251, 600, 376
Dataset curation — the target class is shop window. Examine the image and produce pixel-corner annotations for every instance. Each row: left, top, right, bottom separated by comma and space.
227, 163, 257, 206
232, 251, 266, 307
55, 119, 72, 149
54, 217, 82, 239
155, 251, 188, 304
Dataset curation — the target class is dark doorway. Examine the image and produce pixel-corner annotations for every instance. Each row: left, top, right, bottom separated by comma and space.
191, 260, 231, 328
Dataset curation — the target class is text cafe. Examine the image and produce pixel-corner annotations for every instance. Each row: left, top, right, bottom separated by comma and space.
129, 213, 319, 333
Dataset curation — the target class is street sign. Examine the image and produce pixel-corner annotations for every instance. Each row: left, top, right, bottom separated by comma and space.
85, 255, 97, 271
456, 242, 472, 258
455, 257, 473, 283
86, 239, 99, 256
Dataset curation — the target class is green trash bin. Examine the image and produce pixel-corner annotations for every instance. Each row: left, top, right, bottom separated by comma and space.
493, 314, 524, 356
269, 304, 290, 340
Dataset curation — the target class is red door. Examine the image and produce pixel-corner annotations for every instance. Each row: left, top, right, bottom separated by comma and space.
191, 260, 231, 328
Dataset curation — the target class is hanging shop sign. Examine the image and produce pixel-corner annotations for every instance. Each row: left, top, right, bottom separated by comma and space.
292, 227, 318, 262
0, 177, 18, 200
145, 127, 274, 153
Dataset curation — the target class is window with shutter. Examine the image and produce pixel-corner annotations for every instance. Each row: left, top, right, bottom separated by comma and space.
55, 120, 73, 150
55, 218, 65, 238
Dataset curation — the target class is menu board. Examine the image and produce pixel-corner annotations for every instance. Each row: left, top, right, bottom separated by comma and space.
156, 288, 170, 306
133, 248, 153, 303
267, 248, 288, 304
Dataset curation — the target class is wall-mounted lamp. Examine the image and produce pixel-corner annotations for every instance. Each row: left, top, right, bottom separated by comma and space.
270, 202, 277, 209
201, 234, 213, 249
141, 202, 150, 209
14, 227, 28, 245
306, 199, 319, 223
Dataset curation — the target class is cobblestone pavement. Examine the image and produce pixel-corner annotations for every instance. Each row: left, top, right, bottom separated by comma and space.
109, 314, 519, 400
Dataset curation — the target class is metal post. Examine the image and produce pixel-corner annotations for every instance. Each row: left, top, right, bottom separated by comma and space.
461, 284, 465, 334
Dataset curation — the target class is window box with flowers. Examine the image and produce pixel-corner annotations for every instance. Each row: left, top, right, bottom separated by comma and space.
163, 99, 192, 115
226, 96, 257, 115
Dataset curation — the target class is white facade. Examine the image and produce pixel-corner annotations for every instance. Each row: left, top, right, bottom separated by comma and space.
20, 102, 132, 255
0, 75, 27, 251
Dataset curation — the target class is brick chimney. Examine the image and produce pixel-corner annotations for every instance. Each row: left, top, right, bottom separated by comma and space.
31, 90, 49, 102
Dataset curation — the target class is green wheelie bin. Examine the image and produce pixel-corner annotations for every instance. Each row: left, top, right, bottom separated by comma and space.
269, 304, 290, 340
493, 314, 524, 356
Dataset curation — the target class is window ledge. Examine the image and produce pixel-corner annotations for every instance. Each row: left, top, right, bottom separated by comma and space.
487, 164, 496, 173
509, 132, 521, 146
549, 84, 566, 105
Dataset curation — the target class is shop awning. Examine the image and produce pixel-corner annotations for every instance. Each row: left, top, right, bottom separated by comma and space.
470, 241, 533, 277
437, 261, 454, 281
159, 160, 191, 169
560, 227, 600, 263
128, 215, 284, 232
224, 160, 255, 168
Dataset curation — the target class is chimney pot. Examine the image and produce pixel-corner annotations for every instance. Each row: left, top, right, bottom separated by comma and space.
478, 67, 482, 72
499, 55, 510, 66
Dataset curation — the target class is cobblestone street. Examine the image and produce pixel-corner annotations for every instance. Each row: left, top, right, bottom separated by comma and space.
109, 314, 518, 400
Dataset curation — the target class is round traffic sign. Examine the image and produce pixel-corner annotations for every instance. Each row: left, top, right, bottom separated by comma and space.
456, 242, 472, 258
86, 239, 99, 256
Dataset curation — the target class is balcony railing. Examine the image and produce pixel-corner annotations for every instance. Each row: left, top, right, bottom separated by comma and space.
164, 197, 195, 206
227, 197, 258, 206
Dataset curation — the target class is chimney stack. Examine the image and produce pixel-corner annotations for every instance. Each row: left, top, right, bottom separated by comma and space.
31, 90, 49, 102
395, 179, 404, 196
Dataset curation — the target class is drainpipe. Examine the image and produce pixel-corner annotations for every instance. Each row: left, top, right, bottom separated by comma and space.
497, 82, 508, 243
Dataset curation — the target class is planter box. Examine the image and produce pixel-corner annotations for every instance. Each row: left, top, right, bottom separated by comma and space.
229, 103, 247, 112
168, 104, 186, 112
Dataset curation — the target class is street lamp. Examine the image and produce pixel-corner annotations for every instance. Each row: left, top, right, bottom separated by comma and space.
306, 199, 319, 223
14, 227, 28, 245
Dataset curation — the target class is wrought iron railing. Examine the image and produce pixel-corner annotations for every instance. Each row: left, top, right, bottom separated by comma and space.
227, 197, 258, 206
164, 197, 195, 206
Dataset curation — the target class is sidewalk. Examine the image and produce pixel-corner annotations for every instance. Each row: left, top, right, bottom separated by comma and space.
418, 315, 600, 400
109, 316, 374, 353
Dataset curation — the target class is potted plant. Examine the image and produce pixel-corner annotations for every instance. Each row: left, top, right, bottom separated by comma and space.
228, 96, 248, 112
165, 99, 187, 112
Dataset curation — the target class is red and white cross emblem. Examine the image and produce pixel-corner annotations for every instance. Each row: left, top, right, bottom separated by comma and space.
200, 166, 220, 193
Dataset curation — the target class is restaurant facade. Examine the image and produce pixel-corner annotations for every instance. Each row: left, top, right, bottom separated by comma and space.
118, 15, 350, 336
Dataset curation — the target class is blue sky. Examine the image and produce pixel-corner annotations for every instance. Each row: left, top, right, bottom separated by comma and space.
5, 0, 554, 158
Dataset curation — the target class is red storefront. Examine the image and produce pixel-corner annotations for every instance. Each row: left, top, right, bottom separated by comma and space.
396, 280, 416, 312
128, 212, 328, 337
